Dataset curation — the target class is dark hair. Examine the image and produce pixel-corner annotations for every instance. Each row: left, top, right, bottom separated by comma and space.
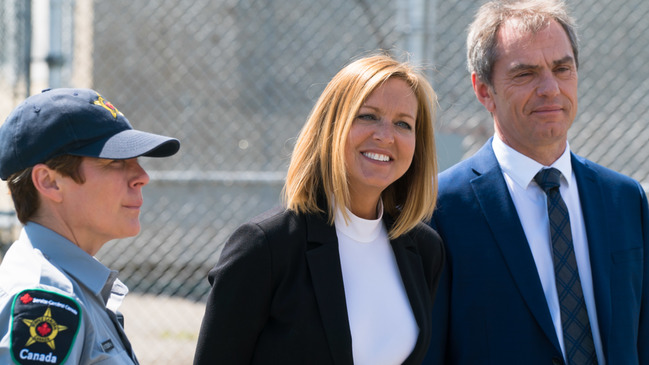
7, 155, 85, 224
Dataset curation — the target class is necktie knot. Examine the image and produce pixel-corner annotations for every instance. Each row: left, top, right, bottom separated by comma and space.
534, 167, 562, 193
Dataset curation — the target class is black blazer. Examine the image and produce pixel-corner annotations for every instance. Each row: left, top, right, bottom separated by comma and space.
194, 207, 444, 365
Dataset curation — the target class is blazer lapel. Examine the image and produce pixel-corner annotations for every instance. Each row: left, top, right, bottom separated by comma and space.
572, 154, 612, 351
304, 212, 354, 365
388, 224, 430, 365
470, 142, 562, 352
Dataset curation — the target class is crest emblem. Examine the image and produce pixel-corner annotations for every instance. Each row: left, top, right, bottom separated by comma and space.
22, 307, 68, 349
11, 289, 81, 364
93, 92, 123, 118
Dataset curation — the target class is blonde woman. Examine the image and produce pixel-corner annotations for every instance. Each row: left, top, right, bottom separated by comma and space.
194, 54, 444, 365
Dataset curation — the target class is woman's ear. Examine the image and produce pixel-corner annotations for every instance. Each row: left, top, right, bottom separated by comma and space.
31, 164, 64, 203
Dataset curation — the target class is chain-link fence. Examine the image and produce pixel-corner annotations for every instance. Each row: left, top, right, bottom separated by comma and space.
91, 0, 409, 302
0, 1, 30, 245
2, 0, 649, 363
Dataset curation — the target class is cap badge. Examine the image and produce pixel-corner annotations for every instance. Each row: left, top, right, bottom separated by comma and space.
93, 93, 123, 118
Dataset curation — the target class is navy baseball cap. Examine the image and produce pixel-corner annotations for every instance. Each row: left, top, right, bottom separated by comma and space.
0, 88, 180, 180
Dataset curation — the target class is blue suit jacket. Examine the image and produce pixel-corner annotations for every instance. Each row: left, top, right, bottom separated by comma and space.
425, 139, 649, 364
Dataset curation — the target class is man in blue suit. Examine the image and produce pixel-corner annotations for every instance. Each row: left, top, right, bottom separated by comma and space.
425, 0, 649, 364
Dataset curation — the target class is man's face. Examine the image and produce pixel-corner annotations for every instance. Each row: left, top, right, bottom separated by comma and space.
59, 157, 149, 253
474, 19, 578, 163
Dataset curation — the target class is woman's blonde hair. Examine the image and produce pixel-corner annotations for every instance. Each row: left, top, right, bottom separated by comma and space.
283, 53, 438, 238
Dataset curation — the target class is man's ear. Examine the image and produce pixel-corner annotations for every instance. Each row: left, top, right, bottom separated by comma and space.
31, 164, 64, 203
472, 73, 496, 113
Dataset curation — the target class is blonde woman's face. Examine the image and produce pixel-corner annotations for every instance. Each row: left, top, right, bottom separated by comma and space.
344, 77, 417, 206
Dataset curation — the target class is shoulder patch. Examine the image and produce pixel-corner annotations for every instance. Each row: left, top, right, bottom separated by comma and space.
10, 289, 82, 365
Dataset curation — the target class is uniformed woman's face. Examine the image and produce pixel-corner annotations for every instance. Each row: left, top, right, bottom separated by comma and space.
58, 157, 150, 254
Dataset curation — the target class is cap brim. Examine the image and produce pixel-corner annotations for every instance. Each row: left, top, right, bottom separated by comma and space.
69, 129, 180, 159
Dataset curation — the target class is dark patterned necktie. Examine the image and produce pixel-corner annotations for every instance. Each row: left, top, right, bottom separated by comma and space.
534, 168, 597, 365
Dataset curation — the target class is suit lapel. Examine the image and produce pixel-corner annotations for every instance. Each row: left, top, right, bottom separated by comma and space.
304, 212, 354, 365
470, 142, 562, 351
389, 225, 429, 365
572, 154, 612, 351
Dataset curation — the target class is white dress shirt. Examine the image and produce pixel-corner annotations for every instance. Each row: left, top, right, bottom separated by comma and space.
492, 136, 605, 364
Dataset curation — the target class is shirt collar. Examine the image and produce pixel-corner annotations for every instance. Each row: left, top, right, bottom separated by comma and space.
492, 134, 573, 189
23, 222, 115, 297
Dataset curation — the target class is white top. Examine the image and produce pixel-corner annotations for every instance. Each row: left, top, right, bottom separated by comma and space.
492, 135, 604, 364
335, 203, 418, 365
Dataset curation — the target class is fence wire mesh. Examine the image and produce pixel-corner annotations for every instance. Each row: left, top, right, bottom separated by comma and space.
0, 0, 30, 115
1, 0, 649, 363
